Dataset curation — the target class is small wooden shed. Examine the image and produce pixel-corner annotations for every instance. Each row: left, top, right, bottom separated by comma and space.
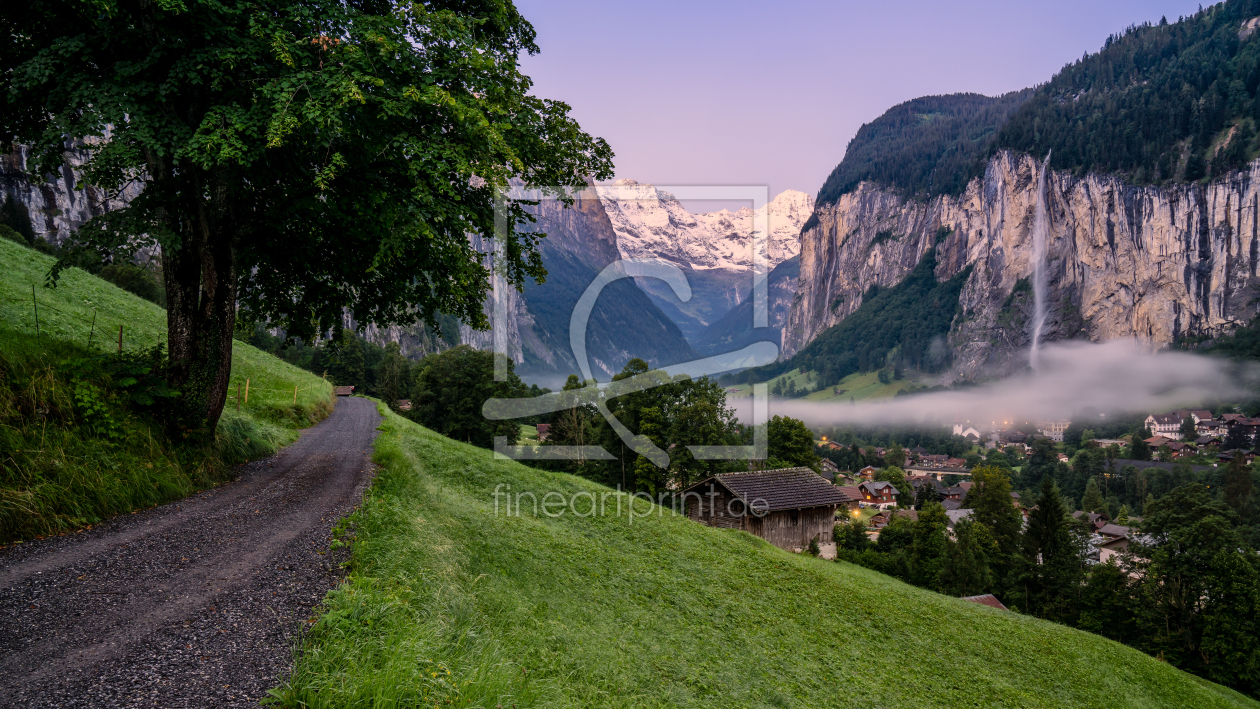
333, 385, 355, 396
681, 468, 847, 552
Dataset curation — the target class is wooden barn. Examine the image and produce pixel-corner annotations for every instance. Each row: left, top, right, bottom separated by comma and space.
681, 468, 847, 553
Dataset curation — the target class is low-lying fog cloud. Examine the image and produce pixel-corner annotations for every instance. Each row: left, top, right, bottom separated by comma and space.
735, 339, 1256, 429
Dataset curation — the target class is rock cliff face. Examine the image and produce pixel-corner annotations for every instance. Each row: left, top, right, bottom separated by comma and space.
786, 150, 1260, 380
0, 145, 142, 244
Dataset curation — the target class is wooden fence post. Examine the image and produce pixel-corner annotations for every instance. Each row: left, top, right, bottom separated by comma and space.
293, 385, 298, 405
88, 310, 96, 349
31, 285, 39, 338
244, 378, 250, 405
118, 325, 123, 353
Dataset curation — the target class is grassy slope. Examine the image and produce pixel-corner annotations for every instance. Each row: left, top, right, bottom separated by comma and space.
273, 407, 1258, 709
725, 368, 924, 403
0, 238, 332, 540
0, 238, 333, 418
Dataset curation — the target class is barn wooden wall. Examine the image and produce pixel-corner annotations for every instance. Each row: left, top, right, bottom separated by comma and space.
745, 506, 835, 550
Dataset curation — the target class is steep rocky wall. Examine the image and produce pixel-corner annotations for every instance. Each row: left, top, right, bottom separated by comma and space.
0, 145, 142, 244
786, 151, 1260, 381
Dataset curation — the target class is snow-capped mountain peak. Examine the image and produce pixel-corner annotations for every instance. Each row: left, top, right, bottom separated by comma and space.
595, 180, 814, 272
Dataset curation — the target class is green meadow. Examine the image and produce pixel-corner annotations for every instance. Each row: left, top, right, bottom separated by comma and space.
270, 406, 1259, 708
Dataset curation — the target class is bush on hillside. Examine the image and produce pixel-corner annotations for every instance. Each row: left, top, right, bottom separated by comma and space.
99, 263, 165, 307
0, 334, 280, 542
0, 196, 35, 244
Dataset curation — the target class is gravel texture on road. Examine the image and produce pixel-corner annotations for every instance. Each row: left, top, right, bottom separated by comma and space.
0, 396, 380, 708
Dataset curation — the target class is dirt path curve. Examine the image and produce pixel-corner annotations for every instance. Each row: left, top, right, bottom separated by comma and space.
0, 396, 380, 708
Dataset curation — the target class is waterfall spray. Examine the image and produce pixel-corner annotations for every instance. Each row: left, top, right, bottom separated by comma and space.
1029, 151, 1051, 371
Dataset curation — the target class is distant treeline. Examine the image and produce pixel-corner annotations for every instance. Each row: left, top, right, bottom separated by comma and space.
811, 91, 1031, 211
995, 1, 1260, 184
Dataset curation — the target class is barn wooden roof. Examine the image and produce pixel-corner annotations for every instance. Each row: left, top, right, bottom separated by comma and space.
960, 594, 1008, 611
686, 467, 848, 514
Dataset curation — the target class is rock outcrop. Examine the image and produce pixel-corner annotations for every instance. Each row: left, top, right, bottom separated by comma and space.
0, 144, 142, 244
786, 150, 1260, 380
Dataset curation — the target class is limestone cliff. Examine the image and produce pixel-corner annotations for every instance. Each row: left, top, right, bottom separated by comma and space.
786, 150, 1260, 380
0, 144, 142, 244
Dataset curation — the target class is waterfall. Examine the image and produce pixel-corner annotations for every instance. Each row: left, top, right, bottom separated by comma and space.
1029, 152, 1051, 370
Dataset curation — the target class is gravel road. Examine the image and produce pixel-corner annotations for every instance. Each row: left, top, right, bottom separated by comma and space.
0, 396, 380, 708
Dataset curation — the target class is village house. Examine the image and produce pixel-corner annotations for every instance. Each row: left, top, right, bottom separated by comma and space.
952, 421, 983, 441
535, 423, 551, 442
867, 511, 891, 531
857, 465, 878, 481
818, 458, 839, 481
1145, 409, 1214, 440
1145, 412, 1184, 439
836, 485, 864, 510
858, 481, 898, 507
1089, 523, 1157, 565
833, 486, 862, 512
1037, 420, 1071, 442
1072, 511, 1111, 533
682, 468, 847, 557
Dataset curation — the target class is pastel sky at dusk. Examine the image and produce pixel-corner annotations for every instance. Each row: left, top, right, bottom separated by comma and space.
516, 0, 1208, 203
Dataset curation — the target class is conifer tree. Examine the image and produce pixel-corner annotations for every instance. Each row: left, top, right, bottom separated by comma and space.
1081, 477, 1106, 514
1014, 477, 1084, 623
962, 466, 1023, 587
911, 502, 949, 591
1223, 455, 1255, 522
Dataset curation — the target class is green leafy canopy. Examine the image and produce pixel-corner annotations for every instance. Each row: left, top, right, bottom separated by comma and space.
1, 0, 614, 342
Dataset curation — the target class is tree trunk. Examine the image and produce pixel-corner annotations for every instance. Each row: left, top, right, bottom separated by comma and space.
162, 167, 237, 433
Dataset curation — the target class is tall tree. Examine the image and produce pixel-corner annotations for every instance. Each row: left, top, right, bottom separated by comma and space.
1137, 483, 1242, 677
1081, 477, 1106, 514
911, 501, 949, 590
1013, 477, 1084, 623
409, 345, 526, 448
913, 480, 941, 510
1, 0, 613, 431
1179, 416, 1198, 441
962, 465, 1022, 587
1224, 455, 1256, 520
1129, 430, 1152, 461
1224, 423, 1252, 452
938, 519, 996, 597
374, 342, 411, 406
766, 415, 819, 470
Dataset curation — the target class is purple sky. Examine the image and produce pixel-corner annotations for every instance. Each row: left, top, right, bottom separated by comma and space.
516, 0, 1206, 202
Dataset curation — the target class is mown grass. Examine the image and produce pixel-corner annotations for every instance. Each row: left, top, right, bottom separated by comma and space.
271, 406, 1259, 708
0, 238, 333, 543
